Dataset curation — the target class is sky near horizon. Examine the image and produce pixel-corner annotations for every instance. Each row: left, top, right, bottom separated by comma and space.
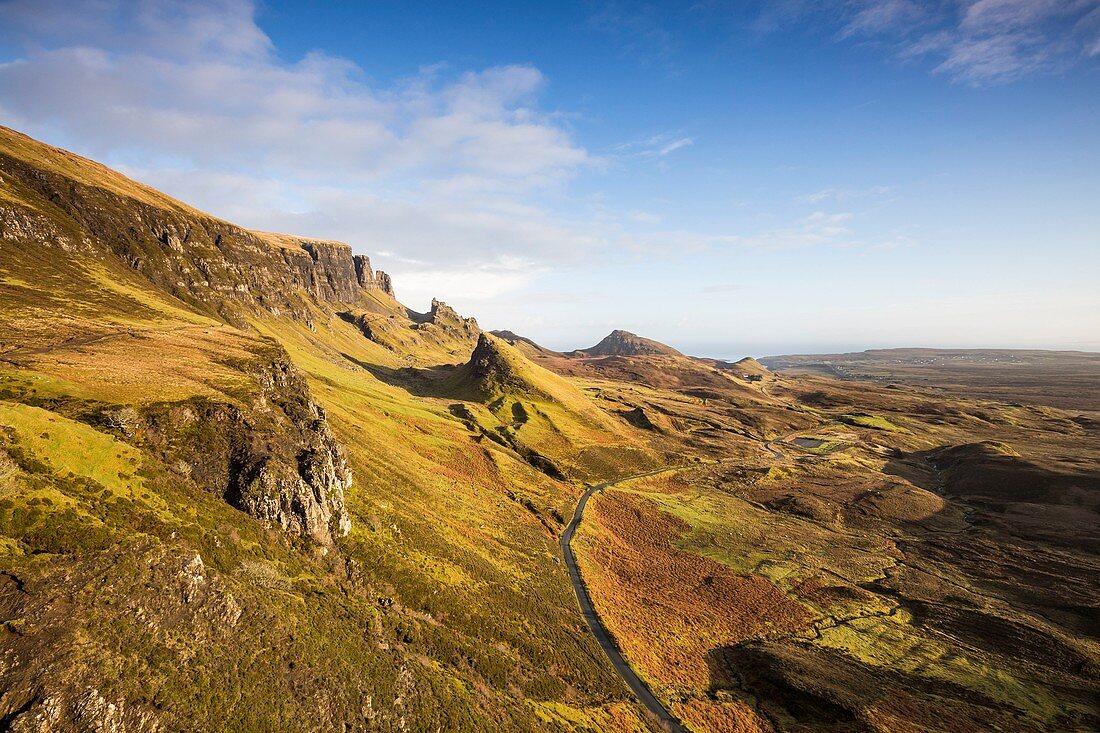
1, 1, 1098, 357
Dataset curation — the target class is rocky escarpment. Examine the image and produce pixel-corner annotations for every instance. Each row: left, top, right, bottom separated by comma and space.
106, 351, 352, 546
340, 297, 479, 358
0, 127, 391, 325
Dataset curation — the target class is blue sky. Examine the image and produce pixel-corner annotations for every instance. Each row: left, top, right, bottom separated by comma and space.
1, 0, 1098, 356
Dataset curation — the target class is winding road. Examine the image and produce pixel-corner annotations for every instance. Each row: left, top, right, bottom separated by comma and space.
558, 428, 806, 730
560, 467, 690, 733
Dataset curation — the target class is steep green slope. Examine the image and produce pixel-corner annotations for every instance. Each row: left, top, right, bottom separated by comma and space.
0, 127, 655, 731
438, 333, 658, 482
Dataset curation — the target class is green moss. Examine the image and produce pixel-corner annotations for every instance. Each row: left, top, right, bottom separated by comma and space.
838, 413, 910, 433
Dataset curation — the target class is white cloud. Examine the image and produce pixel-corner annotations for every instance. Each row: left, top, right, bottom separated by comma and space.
398, 264, 538, 309
629, 210, 662, 224
0, 0, 589, 189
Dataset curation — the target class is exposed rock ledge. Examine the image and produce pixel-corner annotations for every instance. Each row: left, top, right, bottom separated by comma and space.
108, 351, 352, 546
0, 147, 397, 324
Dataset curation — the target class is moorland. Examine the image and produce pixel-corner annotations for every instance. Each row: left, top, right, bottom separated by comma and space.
0, 125, 1097, 732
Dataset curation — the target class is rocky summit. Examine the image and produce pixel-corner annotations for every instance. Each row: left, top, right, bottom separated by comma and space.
576, 329, 683, 357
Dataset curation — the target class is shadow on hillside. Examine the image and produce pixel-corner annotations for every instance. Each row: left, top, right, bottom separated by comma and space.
703, 636, 1099, 731
338, 351, 462, 399
704, 641, 876, 731
880, 454, 937, 491
879, 445, 1100, 640
884, 444, 1099, 505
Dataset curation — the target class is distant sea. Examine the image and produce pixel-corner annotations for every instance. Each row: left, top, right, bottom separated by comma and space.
684, 343, 875, 361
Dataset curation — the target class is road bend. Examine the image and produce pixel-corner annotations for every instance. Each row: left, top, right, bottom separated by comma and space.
560, 467, 691, 733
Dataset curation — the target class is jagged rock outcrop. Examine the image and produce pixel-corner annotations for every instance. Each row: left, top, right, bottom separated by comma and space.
574, 329, 682, 357
337, 296, 479, 357
110, 350, 352, 545
410, 299, 479, 333
460, 333, 549, 401
0, 545, 241, 733
375, 270, 394, 296
622, 406, 660, 431
353, 254, 395, 296
469, 333, 520, 390
6, 684, 160, 733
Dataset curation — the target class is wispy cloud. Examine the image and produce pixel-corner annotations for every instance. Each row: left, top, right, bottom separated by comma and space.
754, 0, 1100, 85
902, 0, 1099, 84
799, 185, 895, 204
612, 132, 695, 160
840, 0, 928, 39
747, 210, 854, 249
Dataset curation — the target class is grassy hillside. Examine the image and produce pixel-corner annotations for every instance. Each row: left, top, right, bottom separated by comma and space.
0, 127, 659, 731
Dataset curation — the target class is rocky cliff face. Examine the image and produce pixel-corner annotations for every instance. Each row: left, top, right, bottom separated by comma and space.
463, 333, 548, 400
109, 350, 352, 546
0, 139, 391, 325
353, 254, 394, 296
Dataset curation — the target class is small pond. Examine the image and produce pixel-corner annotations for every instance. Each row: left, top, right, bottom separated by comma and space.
791, 437, 826, 449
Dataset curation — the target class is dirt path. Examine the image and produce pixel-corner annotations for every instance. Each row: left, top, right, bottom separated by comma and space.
560, 466, 693, 733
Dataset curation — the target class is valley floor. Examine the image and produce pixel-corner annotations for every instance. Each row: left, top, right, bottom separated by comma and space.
570, 369, 1100, 733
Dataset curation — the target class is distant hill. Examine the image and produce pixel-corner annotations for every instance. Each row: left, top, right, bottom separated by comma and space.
490, 329, 561, 357
760, 348, 1100, 410
727, 356, 769, 378
573, 329, 681, 357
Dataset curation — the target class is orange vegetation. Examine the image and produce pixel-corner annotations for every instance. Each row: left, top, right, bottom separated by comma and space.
576, 490, 814, 694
